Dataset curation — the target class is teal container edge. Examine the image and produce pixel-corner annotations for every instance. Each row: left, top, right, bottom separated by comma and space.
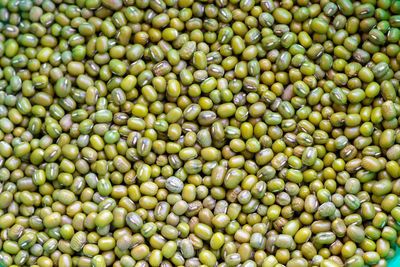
388, 246, 400, 267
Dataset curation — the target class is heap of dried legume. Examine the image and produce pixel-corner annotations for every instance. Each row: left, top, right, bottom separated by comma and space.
1, 0, 400, 266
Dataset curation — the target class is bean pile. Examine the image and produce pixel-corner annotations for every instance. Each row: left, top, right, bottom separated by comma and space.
1, 0, 400, 266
